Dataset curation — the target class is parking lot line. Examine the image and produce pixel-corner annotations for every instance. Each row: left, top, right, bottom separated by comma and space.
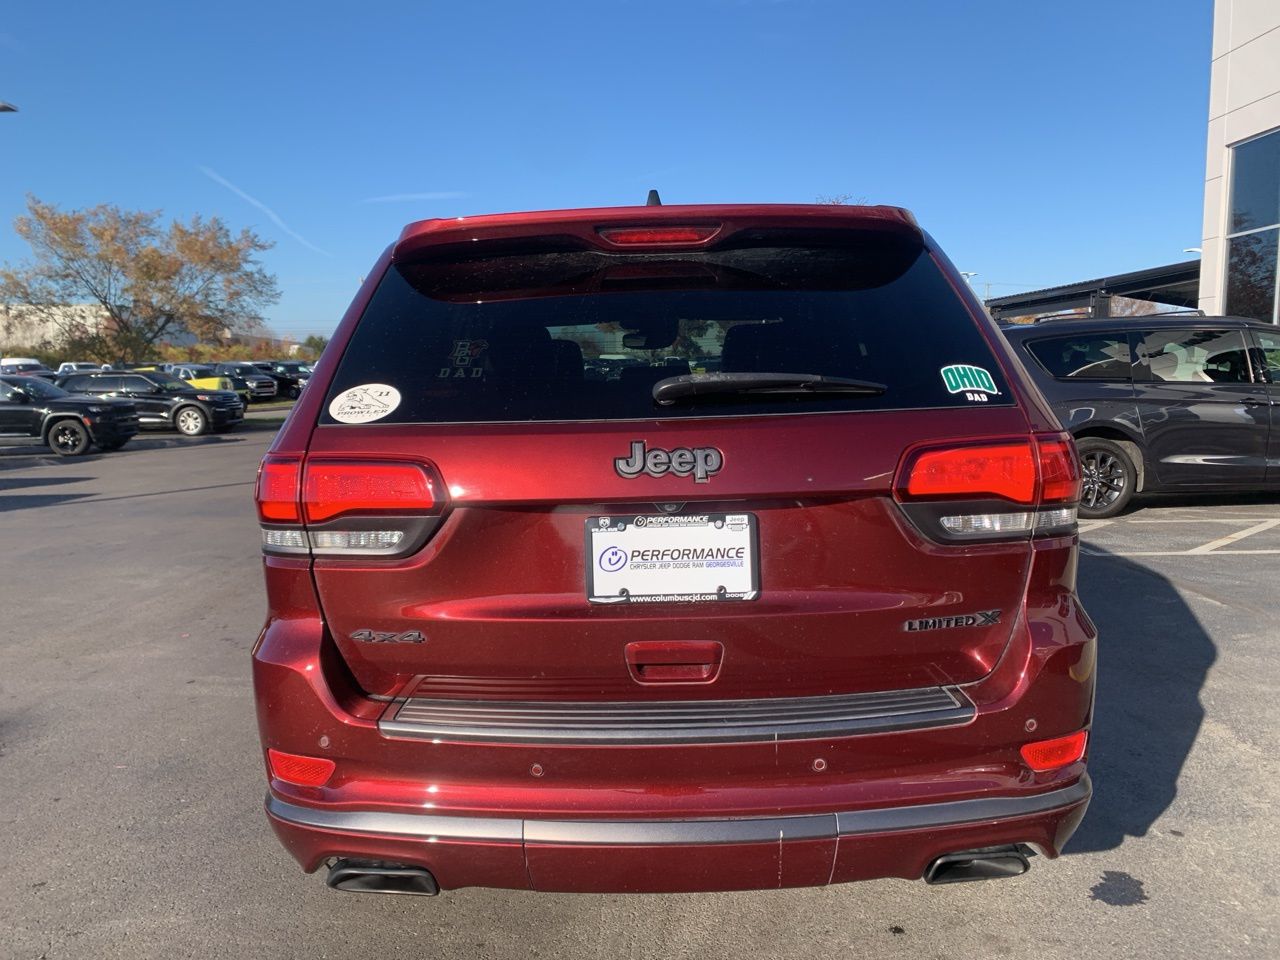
1083, 547, 1280, 557
1186, 518, 1280, 554
1127, 517, 1279, 523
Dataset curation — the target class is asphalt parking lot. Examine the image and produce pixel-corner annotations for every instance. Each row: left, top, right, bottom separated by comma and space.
1, 430, 1277, 960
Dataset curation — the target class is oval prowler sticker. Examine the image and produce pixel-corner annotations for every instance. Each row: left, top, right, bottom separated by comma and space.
328, 384, 401, 424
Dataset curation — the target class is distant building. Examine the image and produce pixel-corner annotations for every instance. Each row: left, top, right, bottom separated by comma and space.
218, 330, 301, 356
0, 303, 297, 355
1199, 0, 1280, 321
0, 303, 108, 350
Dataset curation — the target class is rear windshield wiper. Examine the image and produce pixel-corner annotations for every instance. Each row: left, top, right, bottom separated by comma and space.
653, 372, 887, 406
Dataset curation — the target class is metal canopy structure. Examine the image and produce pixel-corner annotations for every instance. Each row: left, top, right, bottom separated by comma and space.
985, 259, 1200, 320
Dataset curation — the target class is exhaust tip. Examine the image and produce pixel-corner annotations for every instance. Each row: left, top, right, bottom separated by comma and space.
326, 858, 439, 896
923, 845, 1031, 885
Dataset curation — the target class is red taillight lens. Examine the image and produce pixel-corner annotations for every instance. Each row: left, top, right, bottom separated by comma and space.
597, 225, 721, 246
1036, 435, 1082, 504
267, 748, 336, 787
302, 460, 435, 523
1020, 731, 1088, 772
255, 456, 301, 522
899, 442, 1037, 504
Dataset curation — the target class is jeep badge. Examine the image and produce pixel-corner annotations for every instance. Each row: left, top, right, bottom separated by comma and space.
614, 440, 723, 483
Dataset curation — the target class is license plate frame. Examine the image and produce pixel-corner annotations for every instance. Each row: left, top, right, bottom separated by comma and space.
585, 513, 759, 605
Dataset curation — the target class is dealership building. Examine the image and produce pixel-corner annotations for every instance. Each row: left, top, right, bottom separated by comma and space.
1199, 0, 1280, 322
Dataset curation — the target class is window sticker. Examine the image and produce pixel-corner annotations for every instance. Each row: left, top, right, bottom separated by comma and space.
328, 384, 402, 423
940, 364, 999, 402
438, 339, 489, 379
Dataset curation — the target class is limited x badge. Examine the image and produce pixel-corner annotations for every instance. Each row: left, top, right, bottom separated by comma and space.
902, 609, 1002, 632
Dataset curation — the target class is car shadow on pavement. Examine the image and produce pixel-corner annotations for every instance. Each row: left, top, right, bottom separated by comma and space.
0, 491, 96, 512
1067, 547, 1214, 853
0, 474, 97, 511
0, 475, 93, 490
0, 432, 253, 469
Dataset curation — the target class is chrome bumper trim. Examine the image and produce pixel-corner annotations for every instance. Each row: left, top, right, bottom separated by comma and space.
266, 774, 1090, 847
379, 686, 975, 746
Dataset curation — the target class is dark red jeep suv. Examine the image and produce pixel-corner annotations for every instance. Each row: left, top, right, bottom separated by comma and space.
253, 203, 1094, 896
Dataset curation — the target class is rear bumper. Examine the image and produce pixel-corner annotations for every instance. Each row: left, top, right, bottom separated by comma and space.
265, 777, 1090, 892
255, 539, 1097, 893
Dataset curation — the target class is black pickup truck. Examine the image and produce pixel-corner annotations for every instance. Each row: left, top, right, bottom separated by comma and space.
0, 374, 140, 455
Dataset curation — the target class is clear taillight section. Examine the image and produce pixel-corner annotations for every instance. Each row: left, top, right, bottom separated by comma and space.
895, 433, 1080, 542
255, 456, 444, 557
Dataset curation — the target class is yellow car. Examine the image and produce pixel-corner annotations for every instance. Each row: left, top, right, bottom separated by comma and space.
172, 364, 251, 403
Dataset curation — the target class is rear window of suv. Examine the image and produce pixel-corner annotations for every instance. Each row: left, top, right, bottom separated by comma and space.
322, 230, 1012, 424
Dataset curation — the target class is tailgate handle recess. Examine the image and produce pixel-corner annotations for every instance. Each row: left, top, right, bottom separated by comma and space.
625, 641, 723, 684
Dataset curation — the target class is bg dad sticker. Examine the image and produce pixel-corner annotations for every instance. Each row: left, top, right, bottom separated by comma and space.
328, 384, 401, 423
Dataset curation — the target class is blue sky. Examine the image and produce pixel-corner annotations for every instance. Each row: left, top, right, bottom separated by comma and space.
0, 0, 1212, 339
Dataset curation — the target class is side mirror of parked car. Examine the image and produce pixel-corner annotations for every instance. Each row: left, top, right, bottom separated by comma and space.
11, 388, 30, 403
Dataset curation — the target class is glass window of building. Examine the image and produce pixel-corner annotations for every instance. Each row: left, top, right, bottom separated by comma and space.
1225, 129, 1280, 323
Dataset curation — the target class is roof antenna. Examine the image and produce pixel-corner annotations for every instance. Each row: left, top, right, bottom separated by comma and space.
646, 189, 662, 206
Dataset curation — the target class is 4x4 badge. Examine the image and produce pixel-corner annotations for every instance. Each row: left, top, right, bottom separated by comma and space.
614, 440, 723, 483
350, 629, 426, 644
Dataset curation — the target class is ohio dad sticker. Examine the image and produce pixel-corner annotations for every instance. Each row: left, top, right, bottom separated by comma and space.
328, 384, 401, 424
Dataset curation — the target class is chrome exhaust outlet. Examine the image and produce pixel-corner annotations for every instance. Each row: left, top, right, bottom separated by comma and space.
325, 859, 439, 896
923, 845, 1031, 884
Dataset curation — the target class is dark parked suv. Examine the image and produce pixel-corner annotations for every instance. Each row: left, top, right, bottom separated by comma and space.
0, 374, 139, 455
252, 360, 311, 399
55, 370, 244, 436
253, 203, 1094, 896
214, 362, 278, 401
1002, 314, 1280, 517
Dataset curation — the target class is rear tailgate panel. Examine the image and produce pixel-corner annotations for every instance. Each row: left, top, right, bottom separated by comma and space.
308, 406, 1033, 699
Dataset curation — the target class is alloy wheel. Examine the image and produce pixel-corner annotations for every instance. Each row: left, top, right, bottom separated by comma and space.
52, 424, 81, 452
177, 409, 203, 434
1080, 450, 1126, 510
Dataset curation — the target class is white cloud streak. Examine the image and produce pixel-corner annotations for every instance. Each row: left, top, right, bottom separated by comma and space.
199, 166, 331, 256
361, 191, 470, 203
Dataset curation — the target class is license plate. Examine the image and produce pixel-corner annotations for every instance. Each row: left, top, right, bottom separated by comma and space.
586, 514, 758, 604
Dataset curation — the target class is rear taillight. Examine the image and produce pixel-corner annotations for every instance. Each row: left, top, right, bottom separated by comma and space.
1036, 435, 1082, 504
303, 460, 435, 523
901, 442, 1037, 503
1020, 730, 1088, 772
255, 456, 445, 557
255, 456, 301, 523
895, 433, 1080, 542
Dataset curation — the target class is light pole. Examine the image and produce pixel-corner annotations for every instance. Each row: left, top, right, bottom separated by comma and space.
0, 102, 18, 113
